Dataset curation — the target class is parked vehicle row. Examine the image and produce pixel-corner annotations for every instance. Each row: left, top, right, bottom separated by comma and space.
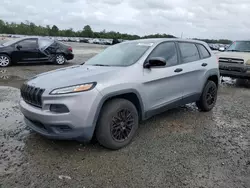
19, 38, 219, 150
0, 37, 74, 67
208, 43, 230, 51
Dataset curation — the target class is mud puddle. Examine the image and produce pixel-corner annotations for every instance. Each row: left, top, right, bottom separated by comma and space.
0, 87, 29, 175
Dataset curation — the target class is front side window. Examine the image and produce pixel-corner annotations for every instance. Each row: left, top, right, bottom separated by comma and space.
179, 42, 200, 63
17, 39, 37, 49
148, 42, 178, 67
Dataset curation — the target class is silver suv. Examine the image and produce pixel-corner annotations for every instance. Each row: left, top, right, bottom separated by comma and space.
20, 39, 219, 149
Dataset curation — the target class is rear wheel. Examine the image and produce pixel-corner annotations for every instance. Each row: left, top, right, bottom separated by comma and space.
96, 99, 139, 150
0, 54, 11, 67
55, 54, 66, 65
196, 81, 218, 112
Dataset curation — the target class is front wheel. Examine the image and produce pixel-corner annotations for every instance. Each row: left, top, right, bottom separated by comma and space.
55, 54, 66, 65
196, 81, 218, 112
0, 54, 11, 67
96, 99, 139, 150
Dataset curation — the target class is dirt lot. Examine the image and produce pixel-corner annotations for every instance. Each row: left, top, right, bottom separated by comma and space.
0, 42, 250, 188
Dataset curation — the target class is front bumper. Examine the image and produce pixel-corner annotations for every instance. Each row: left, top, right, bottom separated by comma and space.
219, 63, 250, 79
20, 88, 102, 141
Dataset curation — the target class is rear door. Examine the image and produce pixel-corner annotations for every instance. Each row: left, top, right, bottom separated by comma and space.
177, 42, 210, 103
13, 39, 39, 62
142, 42, 184, 113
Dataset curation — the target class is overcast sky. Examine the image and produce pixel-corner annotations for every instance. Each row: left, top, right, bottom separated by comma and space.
1, 0, 250, 40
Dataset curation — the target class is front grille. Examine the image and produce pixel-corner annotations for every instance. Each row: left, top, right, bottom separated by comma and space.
20, 84, 45, 108
219, 57, 244, 64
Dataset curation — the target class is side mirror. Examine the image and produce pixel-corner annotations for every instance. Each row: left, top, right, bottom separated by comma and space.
16, 44, 22, 50
218, 47, 225, 52
144, 57, 166, 68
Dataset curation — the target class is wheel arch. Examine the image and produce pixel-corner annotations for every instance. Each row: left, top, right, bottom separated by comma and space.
204, 68, 220, 87
93, 90, 144, 130
0, 52, 11, 59
207, 75, 219, 87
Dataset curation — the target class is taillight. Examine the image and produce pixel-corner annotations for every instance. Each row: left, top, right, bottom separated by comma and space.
68, 47, 73, 52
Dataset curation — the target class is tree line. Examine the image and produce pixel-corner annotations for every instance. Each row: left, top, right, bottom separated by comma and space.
0, 19, 231, 43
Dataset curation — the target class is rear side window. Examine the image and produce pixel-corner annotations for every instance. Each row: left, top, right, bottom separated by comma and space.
197, 44, 210, 59
148, 42, 178, 67
179, 42, 200, 63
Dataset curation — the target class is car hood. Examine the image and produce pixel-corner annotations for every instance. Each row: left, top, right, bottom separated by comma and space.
27, 65, 123, 89
216, 51, 250, 61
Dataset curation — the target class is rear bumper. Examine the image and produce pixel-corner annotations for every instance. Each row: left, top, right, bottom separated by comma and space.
65, 53, 74, 60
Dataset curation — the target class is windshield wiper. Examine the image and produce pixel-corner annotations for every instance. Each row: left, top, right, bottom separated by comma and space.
92, 64, 110, 67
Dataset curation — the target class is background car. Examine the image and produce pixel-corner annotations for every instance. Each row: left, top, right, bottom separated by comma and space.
0, 37, 74, 67
217, 40, 250, 79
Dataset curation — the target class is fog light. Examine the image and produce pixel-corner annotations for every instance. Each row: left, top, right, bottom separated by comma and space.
50, 104, 69, 113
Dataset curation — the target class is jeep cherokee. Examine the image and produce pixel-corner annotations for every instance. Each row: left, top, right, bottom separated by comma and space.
20, 39, 219, 150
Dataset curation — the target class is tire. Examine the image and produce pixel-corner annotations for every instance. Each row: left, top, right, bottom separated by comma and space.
55, 54, 66, 65
96, 99, 139, 150
196, 81, 218, 112
0, 54, 11, 67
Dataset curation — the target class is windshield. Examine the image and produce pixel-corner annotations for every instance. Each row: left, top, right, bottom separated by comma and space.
2, 38, 23, 46
226, 41, 250, 52
85, 42, 152, 67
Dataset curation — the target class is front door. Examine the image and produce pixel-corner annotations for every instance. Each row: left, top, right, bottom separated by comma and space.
142, 42, 184, 115
12, 39, 39, 62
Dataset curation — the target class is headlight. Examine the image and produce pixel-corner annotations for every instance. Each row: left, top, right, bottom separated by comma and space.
50, 82, 96, 95
246, 59, 250, 65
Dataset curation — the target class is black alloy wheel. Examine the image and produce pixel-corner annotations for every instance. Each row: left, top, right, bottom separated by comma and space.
196, 80, 218, 112
206, 85, 217, 106
96, 99, 139, 150
110, 109, 134, 142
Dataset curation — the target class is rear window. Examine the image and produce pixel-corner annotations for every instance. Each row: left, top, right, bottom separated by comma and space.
179, 42, 200, 63
197, 44, 210, 59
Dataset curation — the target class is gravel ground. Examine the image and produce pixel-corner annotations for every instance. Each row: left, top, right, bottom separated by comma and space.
0, 43, 250, 188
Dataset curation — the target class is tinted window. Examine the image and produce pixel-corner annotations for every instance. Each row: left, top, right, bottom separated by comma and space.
18, 39, 37, 48
148, 42, 178, 67
197, 44, 210, 58
179, 43, 200, 63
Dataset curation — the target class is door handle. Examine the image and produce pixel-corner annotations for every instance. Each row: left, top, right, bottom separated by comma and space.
174, 68, 183, 73
202, 63, 208, 67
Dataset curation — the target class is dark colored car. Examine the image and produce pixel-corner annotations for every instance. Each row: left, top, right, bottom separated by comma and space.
0, 37, 74, 67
